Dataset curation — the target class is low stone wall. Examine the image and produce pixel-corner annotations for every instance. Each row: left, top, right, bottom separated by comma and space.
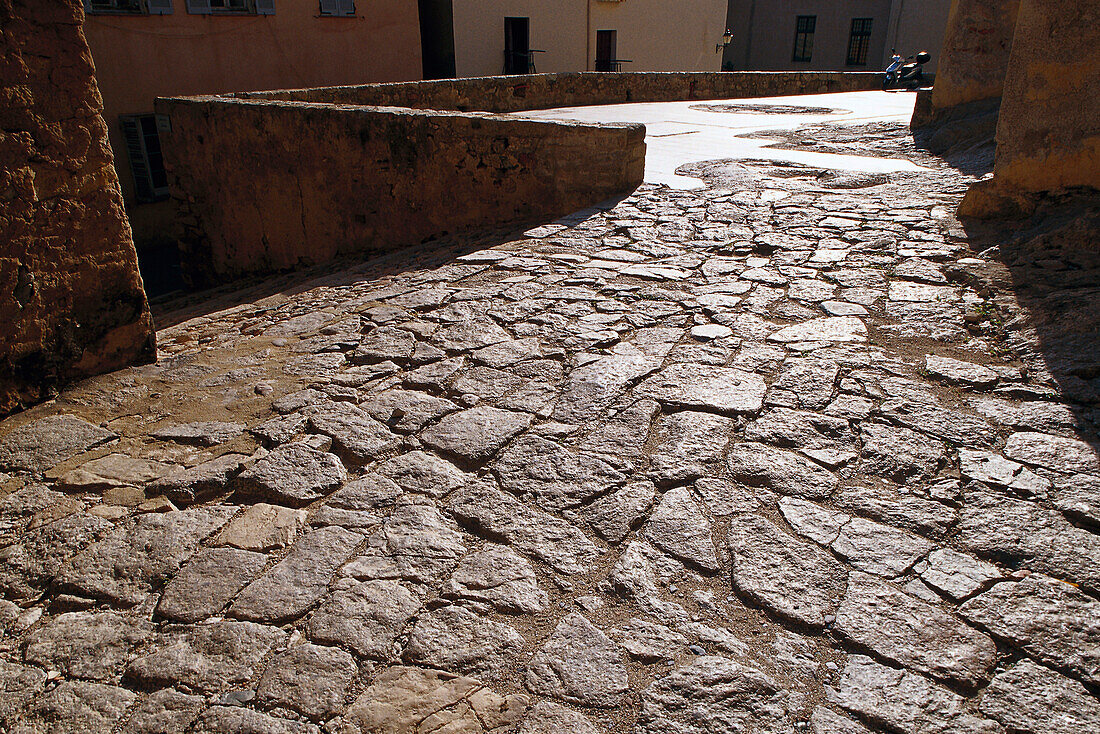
156, 97, 645, 287
236, 71, 882, 114
0, 0, 155, 416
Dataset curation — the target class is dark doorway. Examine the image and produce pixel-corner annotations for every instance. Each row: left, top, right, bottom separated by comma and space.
595, 29, 617, 71
504, 17, 530, 74
418, 0, 456, 79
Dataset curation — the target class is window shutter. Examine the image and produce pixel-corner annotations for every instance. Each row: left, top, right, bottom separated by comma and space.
147, 0, 173, 14
120, 116, 155, 203
82, 0, 92, 12
338, 0, 355, 16
185, 0, 211, 13
255, 0, 275, 14
319, 0, 339, 15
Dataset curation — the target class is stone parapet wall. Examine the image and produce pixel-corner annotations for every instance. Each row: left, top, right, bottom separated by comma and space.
156, 96, 645, 288
928, 0, 1021, 115
235, 71, 883, 114
0, 0, 155, 416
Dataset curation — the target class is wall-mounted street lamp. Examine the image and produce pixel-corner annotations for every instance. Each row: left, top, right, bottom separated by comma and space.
716, 29, 733, 53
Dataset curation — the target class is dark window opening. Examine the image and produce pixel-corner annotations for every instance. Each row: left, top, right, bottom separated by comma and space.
319, 0, 355, 16
86, 0, 170, 13
504, 17, 531, 74
846, 17, 873, 66
792, 15, 815, 62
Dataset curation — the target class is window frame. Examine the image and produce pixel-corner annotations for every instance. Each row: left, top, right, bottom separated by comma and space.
119, 114, 171, 204
792, 15, 816, 63
185, 0, 274, 15
846, 17, 874, 66
85, 0, 172, 14
319, 0, 355, 17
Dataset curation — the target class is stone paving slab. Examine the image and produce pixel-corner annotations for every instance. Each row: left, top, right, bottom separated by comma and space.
0, 113, 1098, 733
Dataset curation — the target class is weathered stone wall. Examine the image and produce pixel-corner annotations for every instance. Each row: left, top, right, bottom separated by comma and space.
156, 97, 645, 287
0, 0, 155, 416
930, 0, 1021, 112
236, 71, 883, 114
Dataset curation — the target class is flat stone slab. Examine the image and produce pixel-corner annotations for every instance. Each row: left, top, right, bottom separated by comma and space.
0, 415, 117, 473
526, 613, 629, 707
151, 421, 245, 446
404, 604, 525, 681
420, 405, 532, 463
767, 316, 867, 343
636, 363, 766, 414
234, 442, 347, 506
308, 579, 421, 659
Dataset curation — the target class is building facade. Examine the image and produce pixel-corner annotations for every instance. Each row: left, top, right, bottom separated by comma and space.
723, 0, 952, 73
82, 0, 423, 255
420, 0, 730, 79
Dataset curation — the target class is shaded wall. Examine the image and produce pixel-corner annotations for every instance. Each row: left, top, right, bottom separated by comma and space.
929, 0, 1020, 112
156, 96, 645, 288
0, 0, 155, 416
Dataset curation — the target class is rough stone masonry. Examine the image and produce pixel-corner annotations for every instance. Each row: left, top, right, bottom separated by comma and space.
0, 114, 1097, 732
0, 0, 155, 417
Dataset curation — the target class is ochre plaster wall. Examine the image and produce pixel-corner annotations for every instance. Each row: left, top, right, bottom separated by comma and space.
930, 0, 1019, 111
0, 0, 155, 416
588, 0, 728, 73
992, 0, 1100, 194
156, 96, 645, 288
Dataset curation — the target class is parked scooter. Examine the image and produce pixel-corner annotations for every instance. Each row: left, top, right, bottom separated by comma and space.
882, 49, 931, 90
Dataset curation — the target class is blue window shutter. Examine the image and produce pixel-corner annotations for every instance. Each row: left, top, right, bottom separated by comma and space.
319, 0, 339, 15
256, 0, 275, 14
147, 0, 173, 14
338, 0, 355, 16
186, 0, 212, 14
82, 0, 92, 12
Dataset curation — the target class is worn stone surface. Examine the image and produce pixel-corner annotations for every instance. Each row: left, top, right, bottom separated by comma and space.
404, 604, 525, 681
152, 421, 245, 447
496, 434, 624, 511
649, 411, 733, 483
257, 642, 358, 721
518, 701, 601, 734
118, 688, 204, 734
157, 546, 268, 622
342, 500, 465, 583
307, 402, 401, 463
442, 544, 547, 613
726, 442, 837, 498
189, 707, 319, 734
643, 486, 719, 571
979, 659, 1100, 734
636, 363, 766, 414
0, 415, 117, 473
526, 613, 628, 707
308, 579, 421, 659
214, 502, 307, 551
10, 680, 136, 734
421, 405, 532, 463
234, 442, 347, 506
24, 610, 152, 682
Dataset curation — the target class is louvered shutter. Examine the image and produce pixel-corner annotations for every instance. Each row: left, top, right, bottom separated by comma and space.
319, 0, 339, 15
185, 0, 212, 13
120, 116, 156, 203
337, 0, 355, 16
255, 0, 275, 14
147, 0, 173, 13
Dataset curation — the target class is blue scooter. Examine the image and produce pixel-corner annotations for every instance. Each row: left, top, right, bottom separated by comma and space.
883, 50, 931, 90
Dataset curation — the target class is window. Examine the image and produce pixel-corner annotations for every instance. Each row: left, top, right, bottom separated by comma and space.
319, 0, 355, 16
185, 0, 274, 14
85, 0, 172, 14
846, 18, 873, 66
792, 15, 815, 62
120, 115, 170, 203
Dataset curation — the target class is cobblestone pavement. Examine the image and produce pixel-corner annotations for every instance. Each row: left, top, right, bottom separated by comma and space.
2, 122, 1099, 734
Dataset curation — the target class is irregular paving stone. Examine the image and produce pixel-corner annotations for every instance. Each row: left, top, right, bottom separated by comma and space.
694, 477, 760, 516
726, 442, 837, 499
308, 580, 421, 659
442, 544, 547, 614
432, 319, 512, 352
526, 613, 628, 707
768, 316, 866, 343
10, 680, 136, 734
58, 505, 235, 606
552, 353, 661, 423
517, 701, 600, 734
809, 706, 873, 734
421, 405, 532, 463
0, 511, 113, 601
579, 480, 656, 543
126, 620, 286, 693
637, 656, 795, 734
496, 434, 624, 510
834, 481, 957, 538
352, 325, 416, 364
745, 407, 855, 455
1003, 431, 1100, 475
214, 502, 307, 551
606, 540, 690, 625
230, 525, 362, 623
158, 547, 269, 622
190, 706, 319, 734
880, 399, 996, 447
449, 482, 600, 576
404, 604, 525, 681
0, 415, 117, 473
374, 450, 469, 498
118, 688, 205, 734
337, 665, 529, 734
0, 661, 46, 730
234, 442, 347, 506
636, 363, 766, 414
960, 574, 1100, 685
342, 500, 465, 583
58, 453, 172, 490
649, 411, 733, 483
148, 453, 247, 505
307, 403, 401, 463
1053, 472, 1100, 526
859, 422, 945, 481
359, 388, 459, 432
916, 548, 1002, 601
644, 486, 719, 571
830, 515, 934, 578
924, 355, 999, 389
252, 413, 309, 446
979, 658, 1100, 734
312, 473, 401, 529
956, 488, 1100, 592
768, 359, 840, 410
728, 512, 846, 628
835, 572, 997, 687
152, 421, 245, 447
584, 399, 661, 461
957, 449, 1050, 495
24, 610, 153, 681
828, 655, 1002, 734
610, 618, 690, 662
257, 643, 357, 721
